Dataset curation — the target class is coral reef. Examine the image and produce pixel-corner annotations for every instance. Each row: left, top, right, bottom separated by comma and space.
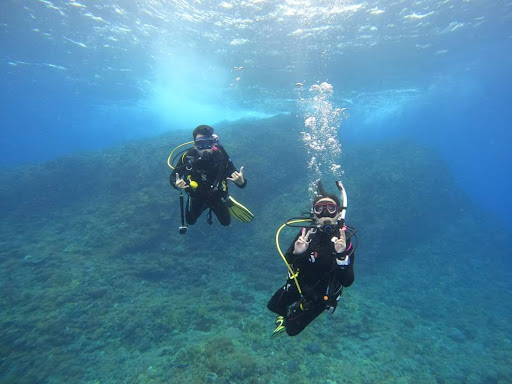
0, 115, 511, 383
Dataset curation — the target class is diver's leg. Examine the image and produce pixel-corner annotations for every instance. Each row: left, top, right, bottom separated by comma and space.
186, 196, 205, 225
267, 284, 300, 317
285, 302, 325, 336
212, 199, 231, 226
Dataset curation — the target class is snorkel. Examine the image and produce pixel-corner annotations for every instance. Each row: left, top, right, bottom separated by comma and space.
336, 180, 348, 226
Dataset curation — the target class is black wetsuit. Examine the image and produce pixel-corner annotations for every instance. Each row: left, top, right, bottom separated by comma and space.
267, 228, 355, 336
169, 145, 247, 226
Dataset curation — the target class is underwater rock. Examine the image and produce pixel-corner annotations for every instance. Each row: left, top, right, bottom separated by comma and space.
448, 327, 466, 343
86, 287, 109, 299
306, 343, 321, 354
225, 326, 242, 339
286, 360, 299, 372
135, 266, 170, 281
22, 253, 49, 265
205, 372, 218, 383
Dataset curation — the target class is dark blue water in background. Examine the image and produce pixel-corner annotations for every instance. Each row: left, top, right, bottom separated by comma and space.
341, 41, 512, 231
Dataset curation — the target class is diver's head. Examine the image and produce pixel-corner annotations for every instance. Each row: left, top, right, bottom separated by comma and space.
193, 125, 219, 157
312, 180, 342, 233
312, 197, 340, 233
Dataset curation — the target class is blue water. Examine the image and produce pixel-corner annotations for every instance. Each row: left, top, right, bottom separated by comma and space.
2, 0, 511, 229
1, 1, 512, 383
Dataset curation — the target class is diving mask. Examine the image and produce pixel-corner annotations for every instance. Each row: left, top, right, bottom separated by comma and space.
195, 136, 217, 150
313, 202, 339, 218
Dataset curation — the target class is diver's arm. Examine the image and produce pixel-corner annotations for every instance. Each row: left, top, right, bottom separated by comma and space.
226, 162, 247, 188
335, 258, 354, 287
170, 170, 179, 189
332, 227, 347, 254
219, 146, 246, 188
286, 230, 312, 264
170, 156, 188, 189
282, 231, 303, 264
233, 172, 247, 188
324, 241, 355, 309
334, 236, 355, 287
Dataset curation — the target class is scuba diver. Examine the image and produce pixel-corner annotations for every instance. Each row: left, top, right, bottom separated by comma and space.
168, 125, 253, 233
268, 180, 357, 337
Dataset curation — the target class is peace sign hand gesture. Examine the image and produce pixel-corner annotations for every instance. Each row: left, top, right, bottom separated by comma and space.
294, 228, 312, 255
332, 227, 347, 254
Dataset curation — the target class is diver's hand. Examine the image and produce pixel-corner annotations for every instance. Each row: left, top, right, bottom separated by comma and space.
227, 166, 245, 186
294, 228, 312, 255
175, 173, 188, 190
332, 227, 347, 254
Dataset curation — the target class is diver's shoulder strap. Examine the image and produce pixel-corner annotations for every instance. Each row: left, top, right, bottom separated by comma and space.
217, 143, 231, 162
212, 146, 232, 187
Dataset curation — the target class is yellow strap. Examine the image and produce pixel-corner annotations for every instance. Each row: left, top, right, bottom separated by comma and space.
167, 141, 194, 169
289, 270, 300, 280
275, 218, 314, 296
